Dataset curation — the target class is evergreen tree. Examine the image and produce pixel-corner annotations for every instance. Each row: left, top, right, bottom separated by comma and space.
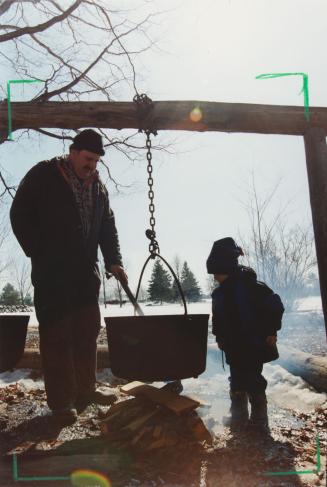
24, 293, 33, 306
180, 262, 202, 302
0, 283, 20, 305
148, 260, 172, 303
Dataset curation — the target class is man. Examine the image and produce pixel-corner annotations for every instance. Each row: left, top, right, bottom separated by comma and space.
10, 129, 127, 424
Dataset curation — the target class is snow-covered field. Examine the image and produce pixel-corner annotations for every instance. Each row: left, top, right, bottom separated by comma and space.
24, 299, 213, 327
22, 295, 324, 325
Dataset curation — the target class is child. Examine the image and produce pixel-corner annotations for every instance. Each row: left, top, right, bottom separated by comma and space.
206, 237, 284, 427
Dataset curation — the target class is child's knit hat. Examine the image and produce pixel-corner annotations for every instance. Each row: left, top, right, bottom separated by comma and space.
206, 237, 243, 274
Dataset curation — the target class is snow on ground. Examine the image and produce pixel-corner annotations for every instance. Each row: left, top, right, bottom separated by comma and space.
20, 295, 325, 329
295, 295, 323, 312
0, 369, 44, 390
264, 363, 327, 412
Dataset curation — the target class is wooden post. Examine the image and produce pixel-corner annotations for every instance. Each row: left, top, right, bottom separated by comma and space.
304, 127, 327, 336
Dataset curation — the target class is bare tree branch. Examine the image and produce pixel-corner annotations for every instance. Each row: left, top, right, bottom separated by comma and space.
239, 177, 316, 310
99, 158, 132, 193
33, 128, 74, 141
31, 15, 147, 102
0, 0, 41, 17
0, 0, 82, 42
0, 170, 16, 199
0, 1, 171, 199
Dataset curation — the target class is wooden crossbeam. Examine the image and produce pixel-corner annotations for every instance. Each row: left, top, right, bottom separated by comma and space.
1, 100, 327, 136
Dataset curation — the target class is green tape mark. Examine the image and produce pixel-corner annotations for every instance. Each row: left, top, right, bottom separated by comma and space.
12, 454, 70, 482
7, 79, 42, 141
256, 72, 310, 121
263, 434, 321, 477
12, 453, 18, 481
316, 434, 321, 472
14, 476, 71, 482
264, 469, 316, 476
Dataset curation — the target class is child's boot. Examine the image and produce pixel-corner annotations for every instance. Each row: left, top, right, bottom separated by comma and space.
248, 392, 268, 427
223, 390, 249, 426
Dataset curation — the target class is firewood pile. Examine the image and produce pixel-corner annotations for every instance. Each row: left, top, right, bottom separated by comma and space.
99, 381, 212, 453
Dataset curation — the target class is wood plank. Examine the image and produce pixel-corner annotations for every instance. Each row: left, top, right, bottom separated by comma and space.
120, 381, 200, 415
1, 100, 326, 137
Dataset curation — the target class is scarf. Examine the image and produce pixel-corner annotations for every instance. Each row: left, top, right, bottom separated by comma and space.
59, 156, 97, 239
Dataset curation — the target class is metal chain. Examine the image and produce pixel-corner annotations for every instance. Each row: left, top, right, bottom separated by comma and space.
133, 93, 159, 258
145, 129, 160, 257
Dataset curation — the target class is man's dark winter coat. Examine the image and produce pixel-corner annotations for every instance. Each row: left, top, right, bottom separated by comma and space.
211, 266, 282, 366
10, 157, 122, 322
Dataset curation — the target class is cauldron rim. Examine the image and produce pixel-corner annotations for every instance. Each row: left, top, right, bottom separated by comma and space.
105, 313, 210, 321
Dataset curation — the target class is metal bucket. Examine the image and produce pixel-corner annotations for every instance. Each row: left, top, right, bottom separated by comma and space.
105, 313, 209, 381
0, 315, 29, 372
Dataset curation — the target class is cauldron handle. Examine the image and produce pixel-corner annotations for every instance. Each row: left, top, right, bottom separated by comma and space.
135, 253, 188, 316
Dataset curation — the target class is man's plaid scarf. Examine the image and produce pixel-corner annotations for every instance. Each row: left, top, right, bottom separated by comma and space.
60, 156, 97, 239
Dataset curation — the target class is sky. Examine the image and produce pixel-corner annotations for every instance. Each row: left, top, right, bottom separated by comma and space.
1, 0, 327, 292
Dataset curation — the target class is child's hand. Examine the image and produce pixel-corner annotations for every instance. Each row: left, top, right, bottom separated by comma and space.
217, 342, 223, 349
266, 335, 277, 346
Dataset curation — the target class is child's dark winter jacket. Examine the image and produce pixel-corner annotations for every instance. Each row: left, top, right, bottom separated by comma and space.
211, 266, 283, 366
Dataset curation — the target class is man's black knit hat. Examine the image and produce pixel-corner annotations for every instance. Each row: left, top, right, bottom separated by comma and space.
206, 237, 244, 274
71, 129, 105, 156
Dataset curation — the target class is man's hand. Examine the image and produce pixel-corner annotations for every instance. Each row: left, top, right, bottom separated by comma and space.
109, 264, 128, 285
266, 335, 277, 346
217, 342, 223, 350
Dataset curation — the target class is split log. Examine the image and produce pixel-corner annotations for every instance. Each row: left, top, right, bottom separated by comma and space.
2, 100, 327, 136
276, 345, 327, 392
120, 381, 200, 415
100, 397, 150, 435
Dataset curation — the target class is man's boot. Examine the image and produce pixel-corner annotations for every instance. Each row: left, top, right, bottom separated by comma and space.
223, 390, 249, 426
75, 387, 117, 411
51, 407, 78, 426
248, 392, 268, 427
